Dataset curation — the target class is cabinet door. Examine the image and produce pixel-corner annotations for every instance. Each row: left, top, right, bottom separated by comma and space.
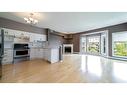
4, 36, 14, 42
41, 35, 46, 41
43, 49, 47, 60
13, 30, 21, 37
30, 48, 35, 59
30, 33, 35, 42
35, 49, 43, 59
38, 34, 46, 41
44, 49, 49, 60
40, 49, 44, 59
2, 49, 13, 64
30, 48, 44, 59
29, 33, 46, 42
4, 28, 15, 36
35, 34, 41, 42
34, 34, 46, 42
8, 30, 14, 36
2, 57, 13, 64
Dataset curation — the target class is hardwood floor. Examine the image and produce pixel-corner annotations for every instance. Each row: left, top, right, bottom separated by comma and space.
1, 54, 127, 83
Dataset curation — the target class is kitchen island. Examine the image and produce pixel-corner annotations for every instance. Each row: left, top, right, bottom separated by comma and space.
30, 47, 62, 64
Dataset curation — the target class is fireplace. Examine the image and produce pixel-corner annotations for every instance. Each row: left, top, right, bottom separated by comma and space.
63, 44, 73, 54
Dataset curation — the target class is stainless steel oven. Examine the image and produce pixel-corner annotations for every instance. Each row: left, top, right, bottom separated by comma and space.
14, 49, 30, 58
13, 44, 30, 63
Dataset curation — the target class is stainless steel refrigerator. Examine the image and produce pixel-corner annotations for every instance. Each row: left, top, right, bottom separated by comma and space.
0, 29, 4, 78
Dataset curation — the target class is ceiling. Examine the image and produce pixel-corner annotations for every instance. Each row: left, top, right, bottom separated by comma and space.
0, 12, 127, 34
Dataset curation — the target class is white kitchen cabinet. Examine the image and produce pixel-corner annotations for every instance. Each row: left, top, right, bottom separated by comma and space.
12, 30, 20, 37
4, 28, 14, 36
51, 49, 59, 63
13, 31, 30, 43
47, 48, 59, 63
3, 28, 26, 38
30, 48, 36, 59
3, 28, 46, 43
4, 35, 14, 42
2, 49, 13, 64
30, 33, 46, 42
35, 34, 46, 42
3, 29, 14, 42
43, 48, 60, 63
37, 49, 44, 59
30, 48, 60, 63
30, 48, 44, 60
30, 33, 36, 42
24, 32, 30, 37
43, 49, 49, 60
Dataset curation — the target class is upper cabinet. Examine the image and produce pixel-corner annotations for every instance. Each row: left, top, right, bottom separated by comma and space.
3, 28, 47, 43
35, 34, 46, 42
4, 29, 14, 36
30, 33, 46, 42
3, 29, 14, 42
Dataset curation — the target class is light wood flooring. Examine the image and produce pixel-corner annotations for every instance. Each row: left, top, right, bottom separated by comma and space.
1, 54, 127, 83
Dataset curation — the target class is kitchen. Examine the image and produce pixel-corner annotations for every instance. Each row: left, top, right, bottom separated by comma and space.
1, 28, 62, 65
0, 15, 71, 78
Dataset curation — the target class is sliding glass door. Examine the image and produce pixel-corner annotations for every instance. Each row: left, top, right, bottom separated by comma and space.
80, 34, 101, 55
112, 32, 127, 58
87, 35, 100, 54
80, 31, 108, 56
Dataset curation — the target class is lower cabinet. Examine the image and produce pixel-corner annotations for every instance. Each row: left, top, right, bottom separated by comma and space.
43, 48, 60, 63
43, 49, 49, 60
30, 48, 35, 59
37, 49, 44, 59
2, 49, 13, 64
30, 48, 44, 60
30, 48, 60, 63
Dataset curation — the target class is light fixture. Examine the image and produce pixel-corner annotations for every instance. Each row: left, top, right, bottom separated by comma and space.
24, 13, 38, 24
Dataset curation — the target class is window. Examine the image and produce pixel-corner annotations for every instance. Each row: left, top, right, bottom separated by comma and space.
87, 35, 100, 54
112, 32, 127, 58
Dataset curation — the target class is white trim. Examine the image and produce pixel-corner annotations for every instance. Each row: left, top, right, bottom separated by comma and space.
101, 31, 109, 57
80, 36, 86, 53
